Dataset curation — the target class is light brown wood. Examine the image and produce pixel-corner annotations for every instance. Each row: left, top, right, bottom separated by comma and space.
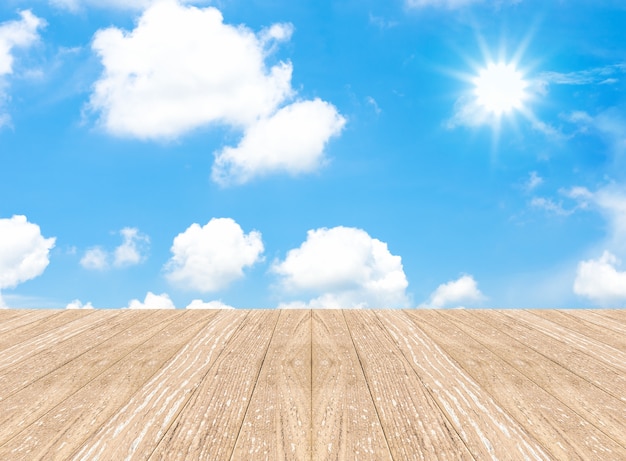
507, 310, 626, 374
0, 310, 175, 446
1, 310, 218, 461
529, 309, 626, 353
0, 308, 624, 460
0, 310, 60, 334
344, 310, 474, 460
379, 309, 549, 460
406, 309, 626, 460
147, 309, 279, 461
0, 310, 150, 398
590, 309, 626, 323
442, 309, 626, 448
231, 309, 311, 460
312, 310, 391, 461
0, 310, 104, 372
568, 309, 626, 336
72, 309, 250, 461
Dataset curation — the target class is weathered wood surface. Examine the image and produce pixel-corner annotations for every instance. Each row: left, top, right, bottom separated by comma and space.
0, 309, 624, 461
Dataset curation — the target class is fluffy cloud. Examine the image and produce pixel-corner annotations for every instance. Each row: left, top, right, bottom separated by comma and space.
212, 99, 345, 185
127, 291, 176, 309
0, 11, 44, 127
114, 227, 150, 266
80, 227, 149, 270
420, 275, 485, 308
66, 299, 95, 309
185, 299, 234, 309
574, 251, 626, 306
272, 226, 409, 308
0, 215, 55, 289
165, 218, 264, 292
80, 247, 109, 270
88, 2, 344, 184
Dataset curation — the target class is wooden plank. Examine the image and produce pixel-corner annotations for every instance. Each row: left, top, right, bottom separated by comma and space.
567, 310, 626, 336
146, 310, 279, 461
344, 310, 473, 461
529, 310, 626, 356
0, 310, 105, 371
71, 309, 255, 461
0, 310, 219, 461
508, 310, 626, 374
444, 309, 626, 448
0, 310, 90, 351
231, 309, 311, 460
590, 309, 626, 323
378, 310, 550, 460
311, 310, 391, 461
0, 310, 181, 446
407, 310, 626, 460
0, 309, 31, 324
0, 310, 149, 398
474, 310, 626, 405
0, 309, 59, 335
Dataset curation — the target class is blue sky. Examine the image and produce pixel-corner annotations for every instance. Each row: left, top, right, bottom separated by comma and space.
1, 0, 626, 309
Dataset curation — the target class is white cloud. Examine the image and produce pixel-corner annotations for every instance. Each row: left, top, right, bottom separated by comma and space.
66, 299, 95, 309
165, 218, 264, 292
272, 226, 409, 308
524, 171, 543, 192
212, 99, 345, 185
80, 227, 149, 270
80, 247, 109, 270
537, 64, 626, 88
0, 215, 55, 290
530, 197, 573, 217
574, 251, 626, 306
114, 227, 150, 267
185, 299, 234, 309
88, 2, 344, 185
420, 274, 485, 308
0, 10, 44, 127
127, 291, 176, 309
89, 3, 293, 139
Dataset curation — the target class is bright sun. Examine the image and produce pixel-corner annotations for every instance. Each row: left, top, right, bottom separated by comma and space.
473, 62, 528, 116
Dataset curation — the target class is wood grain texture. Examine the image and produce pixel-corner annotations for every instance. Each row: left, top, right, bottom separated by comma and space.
380, 310, 549, 460
312, 310, 391, 461
72, 309, 249, 461
344, 310, 474, 460
441, 309, 626, 448
231, 309, 311, 460
148, 309, 279, 461
0, 308, 624, 461
0, 310, 218, 461
406, 309, 626, 460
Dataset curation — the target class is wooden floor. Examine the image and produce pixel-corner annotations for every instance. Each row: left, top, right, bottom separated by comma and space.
0, 309, 624, 460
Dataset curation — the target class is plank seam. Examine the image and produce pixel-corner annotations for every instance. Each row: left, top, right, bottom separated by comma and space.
341, 310, 395, 461
0, 310, 190, 456
143, 309, 247, 461
228, 310, 282, 461
448, 310, 626, 452
380, 310, 478, 461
